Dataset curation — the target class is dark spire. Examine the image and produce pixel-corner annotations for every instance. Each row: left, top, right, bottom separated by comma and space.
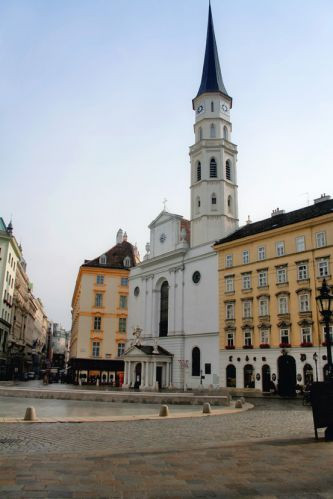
196, 3, 230, 101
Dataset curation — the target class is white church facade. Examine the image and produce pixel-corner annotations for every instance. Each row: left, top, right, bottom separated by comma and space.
123, 4, 239, 390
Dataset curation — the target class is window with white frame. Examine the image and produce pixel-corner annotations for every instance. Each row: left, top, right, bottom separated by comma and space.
227, 331, 234, 347
92, 341, 100, 357
93, 316, 101, 330
95, 293, 103, 307
276, 241, 285, 256
301, 326, 312, 343
276, 266, 288, 284
296, 236, 305, 252
278, 295, 288, 314
316, 231, 326, 248
260, 328, 270, 344
119, 318, 127, 333
244, 328, 252, 346
226, 254, 233, 268
243, 300, 252, 318
117, 343, 125, 356
96, 275, 104, 285
242, 273, 251, 290
317, 258, 329, 277
299, 293, 310, 312
280, 328, 290, 344
121, 277, 128, 286
242, 250, 249, 264
259, 297, 269, 316
297, 262, 308, 280
258, 270, 268, 287
322, 325, 333, 343
225, 276, 234, 293
258, 246, 266, 261
225, 302, 235, 320
99, 254, 107, 265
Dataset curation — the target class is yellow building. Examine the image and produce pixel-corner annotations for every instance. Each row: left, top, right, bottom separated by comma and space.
214, 195, 333, 395
69, 230, 139, 385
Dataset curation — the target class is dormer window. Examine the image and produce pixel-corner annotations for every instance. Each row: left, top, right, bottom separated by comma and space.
99, 255, 107, 265
123, 256, 131, 268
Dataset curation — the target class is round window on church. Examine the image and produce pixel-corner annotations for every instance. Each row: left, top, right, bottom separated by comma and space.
192, 271, 201, 284
134, 286, 140, 297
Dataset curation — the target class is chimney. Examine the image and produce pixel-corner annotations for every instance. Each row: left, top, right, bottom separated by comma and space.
116, 228, 123, 244
246, 215, 252, 225
314, 193, 331, 204
271, 208, 285, 217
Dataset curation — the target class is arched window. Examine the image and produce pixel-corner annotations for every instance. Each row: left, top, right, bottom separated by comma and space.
196, 161, 201, 181
199, 127, 203, 140
159, 281, 169, 337
226, 160, 232, 181
192, 347, 200, 376
211, 101, 214, 112
227, 195, 232, 213
210, 158, 217, 178
226, 364, 236, 387
211, 193, 217, 207
223, 126, 228, 140
210, 124, 216, 138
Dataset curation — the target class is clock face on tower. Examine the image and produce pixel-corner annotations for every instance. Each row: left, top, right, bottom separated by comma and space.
160, 233, 166, 243
196, 104, 205, 115
221, 103, 229, 113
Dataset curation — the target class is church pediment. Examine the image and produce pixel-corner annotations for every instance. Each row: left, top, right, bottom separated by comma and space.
148, 210, 183, 229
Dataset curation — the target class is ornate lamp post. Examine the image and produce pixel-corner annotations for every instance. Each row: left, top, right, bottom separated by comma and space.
316, 279, 333, 380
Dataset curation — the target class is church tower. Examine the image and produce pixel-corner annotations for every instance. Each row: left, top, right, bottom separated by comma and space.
190, 4, 239, 247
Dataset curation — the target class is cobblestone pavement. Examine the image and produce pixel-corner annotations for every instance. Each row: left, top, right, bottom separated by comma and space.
1, 399, 333, 498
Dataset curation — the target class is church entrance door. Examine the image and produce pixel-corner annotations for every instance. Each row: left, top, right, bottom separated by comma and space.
156, 366, 162, 390
134, 363, 142, 389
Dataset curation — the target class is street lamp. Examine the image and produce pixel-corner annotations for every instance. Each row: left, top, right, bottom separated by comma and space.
316, 279, 333, 380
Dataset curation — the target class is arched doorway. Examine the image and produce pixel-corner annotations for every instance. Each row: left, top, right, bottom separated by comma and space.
134, 363, 142, 389
262, 364, 271, 392
244, 364, 255, 388
303, 364, 313, 385
226, 364, 236, 387
278, 354, 296, 396
192, 347, 200, 376
159, 281, 169, 337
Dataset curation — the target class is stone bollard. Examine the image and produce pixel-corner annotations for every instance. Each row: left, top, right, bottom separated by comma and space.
202, 402, 212, 414
24, 407, 37, 421
159, 405, 169, 417
240, 397, 246, 405
235, 399, 243, 409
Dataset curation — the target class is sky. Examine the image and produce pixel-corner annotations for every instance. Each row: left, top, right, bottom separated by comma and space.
1, 0, 333, 329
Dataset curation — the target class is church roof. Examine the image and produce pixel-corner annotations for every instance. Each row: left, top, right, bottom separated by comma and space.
196, 3, 230, 101
215, 199, 333, 246
82, 240, 137, 270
